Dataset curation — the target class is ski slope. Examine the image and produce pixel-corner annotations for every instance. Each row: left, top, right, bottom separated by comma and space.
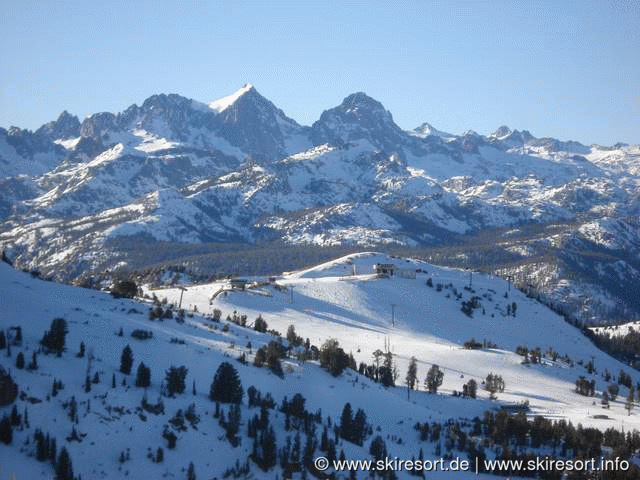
153, 252, 640, 430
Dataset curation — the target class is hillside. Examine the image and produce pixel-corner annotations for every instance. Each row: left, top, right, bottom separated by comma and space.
3, 253, 639, 479
152, 252, 640, 429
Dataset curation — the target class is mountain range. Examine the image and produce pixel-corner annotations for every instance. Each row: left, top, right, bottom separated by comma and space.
1, 84, 639, 324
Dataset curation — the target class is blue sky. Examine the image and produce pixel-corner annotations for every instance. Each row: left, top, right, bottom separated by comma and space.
1, 1, 638, 145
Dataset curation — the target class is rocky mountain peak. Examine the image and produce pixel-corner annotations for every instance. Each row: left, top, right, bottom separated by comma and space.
210, 85, 305, 160
310, 92, 405, 151
491, 125, 512, 138
35, 110, 81, 140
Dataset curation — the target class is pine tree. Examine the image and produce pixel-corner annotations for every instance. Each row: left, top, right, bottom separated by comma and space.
626, 386, 635, 416
319, 339, 349, 376
27, 351, 38, 370
426, 364, 444, 394
165, 366, 188, 396
68, 397, 78, 423
49, 436, 57, 463
120, 345, 133, 374
463, 379, 478, 398
225, 404, 241, 445
369, 436, 387, 462
135, 362, 151, 388
406, 356, 418, 399
302, 430, 315, 471
35, 430, 48, 461
0, 331, 5, 349
13, 326, 22, 345
0, 415, 12, 444
209, 362, 243, 404
55, 447, 74, 480
187, 462, 196, 480
41, 318, 68, 356
15, 351, 25, 369
10, 405, 20, 426
340, 403, 353, 442
111, 373, 116, 389
352, 409, 367, 446
0, 367, 18, 406
485, 373, 505, 400
374, 351, 395, 387
254, 315, 268, 333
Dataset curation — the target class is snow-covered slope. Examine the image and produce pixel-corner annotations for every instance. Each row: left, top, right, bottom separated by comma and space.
153, 252, 640, 428
2, 254, 640, 479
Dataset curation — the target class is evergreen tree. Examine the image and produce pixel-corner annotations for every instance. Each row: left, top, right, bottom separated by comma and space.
254, 315, 268, 333
76, 342, 85, 358
426, 364, 444, 394
406, 356, 418, 399
626, 386, 635, 416
608, 383, 619, 401
41, 318, 68, 356
286, 325, 302, 347
0, 367, 18, 406
319, 338, 349, 376
462, 379, 477, 398
0, 331, 5, 349
10, 405, 20, 426
340, 403, 353, 442
352, 408, 368, 446
67, 396, 78, 422
49, 437, 57, 464
0, 415, 12, 444
485, 373, 505, 400
261, 426, 277, 470
110, 280, 138, 299
165, 366, 188, 396
35, 430, 48, 461
15, 351, 25, 369
187, 462, 196, 480
372, 351, 395, 387
369, 436, 387, 462
55, 447, 74, 480
209, 362, 243, 404
135, 362, 151, 388
120, 345, 133, 374
225, 404, 242, 445
27, 351, 38, 370
13, 326, 22, 345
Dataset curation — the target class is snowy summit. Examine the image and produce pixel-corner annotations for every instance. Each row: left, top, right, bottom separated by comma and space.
208, 83, 255, 113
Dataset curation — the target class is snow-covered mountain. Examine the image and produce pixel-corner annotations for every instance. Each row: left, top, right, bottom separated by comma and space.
2, 253, 640, 479
1, 85, 640, 324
